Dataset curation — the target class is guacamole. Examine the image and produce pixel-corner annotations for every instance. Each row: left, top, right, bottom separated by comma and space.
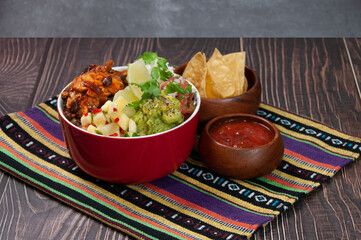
132, 94, 184, 135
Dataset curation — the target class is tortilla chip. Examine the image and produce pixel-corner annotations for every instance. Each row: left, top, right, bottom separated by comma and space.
181, 49, 247, 98
205, 71, 219, 98
223, 51, 246, 95
238, 52, 247, 94
206, 48, 235, 98
182, 52, 207, 97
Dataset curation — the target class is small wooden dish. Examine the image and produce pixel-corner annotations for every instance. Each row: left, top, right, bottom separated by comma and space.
174, 63, 262, 131
198, 113, 284, 179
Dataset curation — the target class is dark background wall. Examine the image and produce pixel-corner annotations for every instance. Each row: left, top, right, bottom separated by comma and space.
1, 0, 360, 37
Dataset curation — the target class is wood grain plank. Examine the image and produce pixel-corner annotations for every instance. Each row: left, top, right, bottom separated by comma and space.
345, 38, 361, 99
243, 38, 361, 136
153, 38, 241, 65
0, 38, 50, 115
244, 38, 361, 240
0, 38, 61, 240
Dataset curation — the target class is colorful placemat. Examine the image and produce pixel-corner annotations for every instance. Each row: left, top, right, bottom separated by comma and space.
0, 96, 360, 240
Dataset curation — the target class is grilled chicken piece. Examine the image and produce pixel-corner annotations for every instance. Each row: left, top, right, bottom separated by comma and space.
61, 60, 127, 121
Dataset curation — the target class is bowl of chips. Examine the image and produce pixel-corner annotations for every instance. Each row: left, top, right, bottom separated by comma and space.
174, 49, 261, 131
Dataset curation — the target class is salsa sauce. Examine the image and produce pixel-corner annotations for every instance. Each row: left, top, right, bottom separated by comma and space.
210, 120, 274, 148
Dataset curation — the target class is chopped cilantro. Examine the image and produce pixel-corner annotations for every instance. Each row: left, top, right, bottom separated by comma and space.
138, 78, 161, 99
137, 52, 158, 64
157, 57, 173, 81
185, 84, 193, 94
164, 81, 187, 95
150, 67, 160, 80
124, 132, 139, 137
157, 57, 168, 69
127, 101, 140, 108
129, 78, 161, 108
132, 132, 140, 137
129, 52, 184, 109
160, 69, 173, 81
137, 52, 173, 82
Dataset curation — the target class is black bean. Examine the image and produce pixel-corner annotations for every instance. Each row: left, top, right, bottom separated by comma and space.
63, 109, 73, 120
120, 74, 128, 85
69, 100, 79, 113
102, 76, 112, 87
73, 121, 81, 127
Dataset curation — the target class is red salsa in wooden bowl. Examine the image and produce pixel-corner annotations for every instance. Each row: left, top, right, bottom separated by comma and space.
210, 120, 274, 148
198, 113, 284, 179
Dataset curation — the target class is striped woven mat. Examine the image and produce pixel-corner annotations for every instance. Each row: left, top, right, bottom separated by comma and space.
0, 96, 360, 240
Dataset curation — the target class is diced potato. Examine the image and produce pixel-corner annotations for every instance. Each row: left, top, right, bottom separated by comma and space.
122, 106, 136, 118
100, 123, 120, 136
93, 112, 106, 127
117, 112, 130, 131
87, 125, 98, 134
128, 118, 137, 133
113, 95, 127, 113
105, 114, 112, 124
107, 102, 119, 119
101, 100, 112, 113
80, 113, 92, 127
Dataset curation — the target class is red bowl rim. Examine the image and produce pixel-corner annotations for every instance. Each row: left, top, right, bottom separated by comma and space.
57, 66, 201, 139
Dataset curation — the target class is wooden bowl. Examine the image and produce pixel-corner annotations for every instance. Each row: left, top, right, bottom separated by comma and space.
198, 113, 284, 179
174, 62, 262, 131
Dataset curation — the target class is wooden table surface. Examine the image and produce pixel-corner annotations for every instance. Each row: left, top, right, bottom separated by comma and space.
0, 38, 360, 240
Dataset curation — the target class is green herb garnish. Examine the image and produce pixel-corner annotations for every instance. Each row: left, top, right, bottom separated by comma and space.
124, 132, 139, 137
137, 52, 158, 64
132, 132, 140, 137
127, 101, 140, 108
164, 81, 187, 95
129, 52, 185, 108
137, 52, 174, 82
185, 84, 192, 94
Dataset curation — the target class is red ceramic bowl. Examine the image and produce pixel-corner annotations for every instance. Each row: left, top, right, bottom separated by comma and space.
57, 66, 201, 184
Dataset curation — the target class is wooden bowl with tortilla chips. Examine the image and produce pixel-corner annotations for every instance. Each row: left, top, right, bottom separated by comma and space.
174, 50, 261, 131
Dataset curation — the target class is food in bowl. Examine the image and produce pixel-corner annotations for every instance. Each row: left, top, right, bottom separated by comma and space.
181, 48, 247, 98
209, 119, 274, 148
60, 52, 197, 137
198, 114, 284, 179
57, 53, 201, 183
61, 60, 128, 122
